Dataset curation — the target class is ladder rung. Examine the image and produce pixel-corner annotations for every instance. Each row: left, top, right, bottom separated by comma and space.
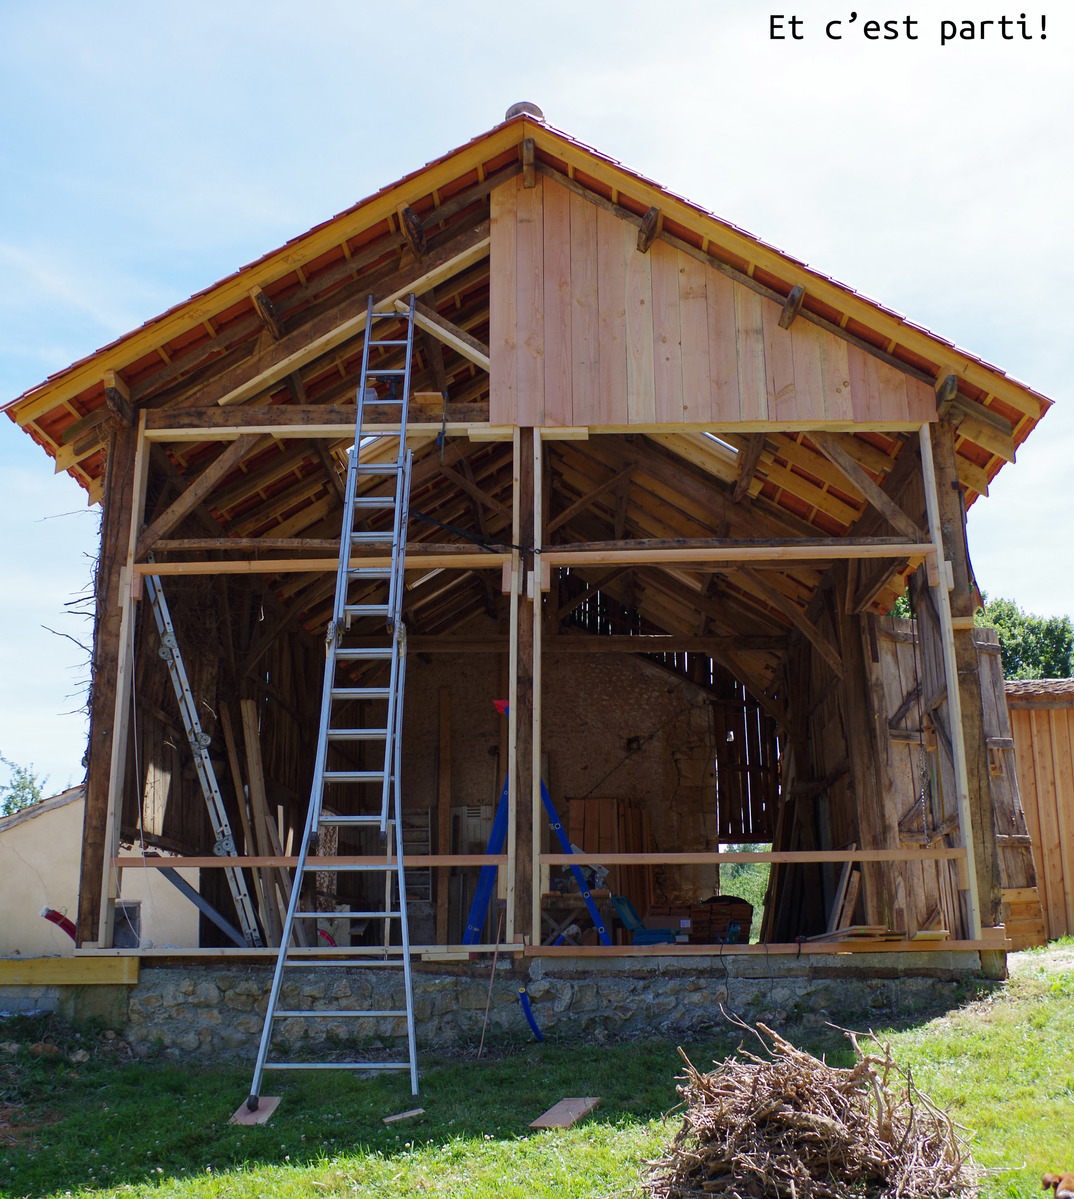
348, 568, 392, 579
301, 862, 401, 872
368, 339, 409, 347
326, 728, 388, 740
322, 770, 386, 783
273, 1010, 406, 1019
263, 1062, 411, 1071
330, 686, 390, 699
315, 817, 386, 829
343, 604, 389, 617
355, 464, 401, 475
349, 531, 392, 542
353, 495, 397, 507
292, 911, 401, 920
368, 369, 406, 376
334, 648, 393, 660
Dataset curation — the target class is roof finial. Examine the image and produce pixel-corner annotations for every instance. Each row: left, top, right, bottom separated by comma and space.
506, 101, 544, 121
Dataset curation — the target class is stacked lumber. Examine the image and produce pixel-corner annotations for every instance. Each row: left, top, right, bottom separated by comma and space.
646, 1024, 977, 1199
645, 899, 755, 944
1002, 886, 1047, 951
566, 796, 653, 915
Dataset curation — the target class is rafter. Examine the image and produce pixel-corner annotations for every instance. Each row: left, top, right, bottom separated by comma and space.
809, 431, 923, 541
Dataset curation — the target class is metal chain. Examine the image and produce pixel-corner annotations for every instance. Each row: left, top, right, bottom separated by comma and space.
918, 743, 932, 847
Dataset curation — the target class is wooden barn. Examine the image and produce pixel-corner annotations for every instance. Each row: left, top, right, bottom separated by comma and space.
4, 105, 1051, 976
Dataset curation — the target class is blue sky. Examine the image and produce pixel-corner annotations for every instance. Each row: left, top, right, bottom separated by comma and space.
1, 0, 1071, 791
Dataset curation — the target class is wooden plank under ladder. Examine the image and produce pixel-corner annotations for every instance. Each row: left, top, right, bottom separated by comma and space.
247, 295, 420, 1110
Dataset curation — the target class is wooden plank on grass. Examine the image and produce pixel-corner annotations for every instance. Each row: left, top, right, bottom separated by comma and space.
529, 1096, 601, 1129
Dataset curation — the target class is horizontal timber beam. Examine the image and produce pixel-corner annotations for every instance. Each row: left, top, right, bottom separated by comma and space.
143, 402, 488, 439
541, 848, 967, 866
133, 548, 511, 575
540, 538, 933, 567
331, 633, 786, 654
115, 855, 507, 869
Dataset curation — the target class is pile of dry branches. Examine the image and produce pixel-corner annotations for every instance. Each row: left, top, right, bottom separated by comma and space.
646, 1022, 977, 1198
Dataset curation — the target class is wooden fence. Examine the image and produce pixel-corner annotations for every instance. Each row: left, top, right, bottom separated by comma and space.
1007, 680, 1074, 941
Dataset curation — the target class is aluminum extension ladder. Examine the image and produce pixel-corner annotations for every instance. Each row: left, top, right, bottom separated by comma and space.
247, 295, 420, 1108
144, 573, 263, 947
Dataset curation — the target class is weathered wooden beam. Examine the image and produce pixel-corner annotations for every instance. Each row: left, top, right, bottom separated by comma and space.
399, 205, 426, 259
78, 424, 139, 944
732, 433, 766, 503
143, 401, 488, 435
249, 287, 285, 340
736, 566, 844, 678
522, 137, 536, 189
103, 370, 134, 428
438, 461, 509, 517
935, 383, 1016, 463
397, 297, 491, 371
810, 431, 923, 541
165, 222, 488, 411
134, 433, 263, 560
778, 285, 805, 330
636, 206, 660, 253
547, 464, 633, 535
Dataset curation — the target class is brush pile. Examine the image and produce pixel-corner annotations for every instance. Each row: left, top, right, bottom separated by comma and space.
646, 1023, 977, 1198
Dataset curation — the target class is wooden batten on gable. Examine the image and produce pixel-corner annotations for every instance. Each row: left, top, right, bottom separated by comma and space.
489, 173, 935, 431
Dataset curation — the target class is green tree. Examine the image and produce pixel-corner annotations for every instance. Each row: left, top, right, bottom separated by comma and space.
976, 596, 1074, 680
0, 753, 48, 817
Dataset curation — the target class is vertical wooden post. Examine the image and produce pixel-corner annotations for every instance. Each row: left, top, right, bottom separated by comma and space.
929, 421, 1001, 929
514, 427, 535, 942
80, 413, 146, 945
919, 425, 983, 940
436, 686, 452, 944
505, 429, 521, 944
531, 432, 544, 944
833, 563, 890, 928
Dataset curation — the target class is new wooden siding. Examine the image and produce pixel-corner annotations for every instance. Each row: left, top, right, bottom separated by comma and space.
1009, 703, 1074, 940
490, 173, 936, 429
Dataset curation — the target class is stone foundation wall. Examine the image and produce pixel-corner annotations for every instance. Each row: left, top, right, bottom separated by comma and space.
113, 951, 982, 1060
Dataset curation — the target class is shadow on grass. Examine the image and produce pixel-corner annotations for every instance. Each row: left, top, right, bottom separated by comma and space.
0, 991, 988, 1197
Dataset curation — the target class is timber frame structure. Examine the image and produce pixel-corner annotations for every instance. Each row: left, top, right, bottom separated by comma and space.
5, 108, 1051, 967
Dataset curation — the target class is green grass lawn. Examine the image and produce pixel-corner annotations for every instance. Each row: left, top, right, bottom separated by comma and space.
2, 943, 1072, 1198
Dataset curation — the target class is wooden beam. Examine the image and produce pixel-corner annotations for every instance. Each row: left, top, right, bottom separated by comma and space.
103, 370, 133, 427
555, 567, 630, 621
397, 298, 491, 371
78, 419, 140, 944
442, 460, 509, 517
522, 137, 535, 189
436, 687, 451, 944
171, 222, 489, 411
919, 424, 983, 939
547, 464, 633, 534
143, 401, 489, 437
636, 206, 660, 253
736, 566, 844, 678
315, 439, 347, 503
732, 434, 765, 503
514, 428, 535, 942
134, 433, 263, 560
936, 388, 1016, 463
542, 537, 930, 567
133, 550, 510, 576
249, 286, 285, 340
809, 431, 923, 541
399, 205, 426, 259
778, 285, 805, 330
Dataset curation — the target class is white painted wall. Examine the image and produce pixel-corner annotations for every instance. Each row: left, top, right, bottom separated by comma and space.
0, 789, 199, 955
